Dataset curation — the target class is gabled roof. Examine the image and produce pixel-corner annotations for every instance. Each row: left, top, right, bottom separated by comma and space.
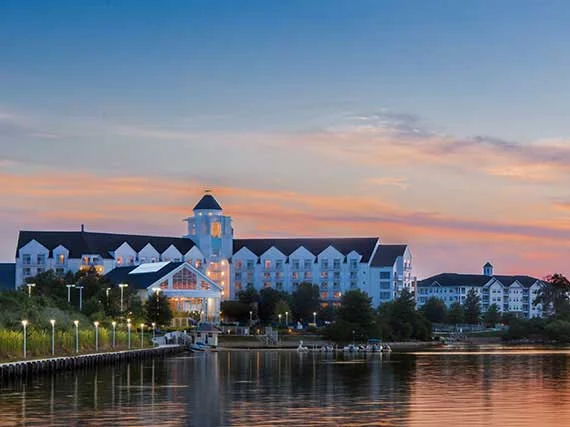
484, 262, 493, 267
105, 262, 184, 290
193, 194, 222, 210
370, 244, 407, 267
419, 273, 540, 288
0, 263, 15, 290
232, 237, 379, 262
16, 231, 196, 259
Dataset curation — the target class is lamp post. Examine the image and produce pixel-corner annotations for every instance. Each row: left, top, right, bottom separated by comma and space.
127, 320, 131, 350
249, 310, 253, 324
74, 320, 79, 353
111, 321, 116, 348
352, 330, 355, 345
66, 284, 75, 303
76, 286, 84, 311
285, 311, 289, 326
313, 312, 317, 326
50, 319, 56, 356
119, 284, 128, 314
278, 313, 282, 326
140, 323, 144, 349
26, 283, 35, 298
152, 322, 156, 344
21, 320, 28, 359
94, 321, 99, 352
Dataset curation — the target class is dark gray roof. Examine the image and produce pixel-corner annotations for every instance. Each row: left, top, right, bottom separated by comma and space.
16, 231, 196, 259
370, 244, 407, 267
0, 263, 15, 290
233, 237, 379, 262
484, 262, 493, 267
193, 194, 222, 210
105, 262, 184, 290
418, 273, 541, 288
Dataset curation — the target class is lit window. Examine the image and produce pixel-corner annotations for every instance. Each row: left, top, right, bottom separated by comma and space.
211, 222, 222, 237
264, 260, 271, 269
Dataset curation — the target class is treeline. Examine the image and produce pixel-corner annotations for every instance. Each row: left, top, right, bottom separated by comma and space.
0, 269, 173, 330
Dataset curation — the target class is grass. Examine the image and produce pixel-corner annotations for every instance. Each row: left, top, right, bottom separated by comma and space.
0, 327, 153, 363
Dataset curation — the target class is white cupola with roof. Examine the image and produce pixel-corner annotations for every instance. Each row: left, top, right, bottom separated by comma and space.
183, 191, 233, 260
483, 262, 493, 276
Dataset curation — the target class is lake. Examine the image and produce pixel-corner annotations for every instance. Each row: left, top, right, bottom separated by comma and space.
1, 347, 570, 426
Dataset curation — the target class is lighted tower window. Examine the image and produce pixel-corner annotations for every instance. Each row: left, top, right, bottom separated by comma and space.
211, 222, 222, 237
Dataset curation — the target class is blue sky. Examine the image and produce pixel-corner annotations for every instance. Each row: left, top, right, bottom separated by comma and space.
1, 0, 570, 277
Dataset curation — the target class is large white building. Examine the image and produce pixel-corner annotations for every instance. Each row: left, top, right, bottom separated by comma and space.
13, 192, 414, 309
416, 262, 544, 318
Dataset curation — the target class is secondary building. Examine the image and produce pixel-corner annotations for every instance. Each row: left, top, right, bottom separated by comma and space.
13, 192, 414, 309
416, 262, 544, 318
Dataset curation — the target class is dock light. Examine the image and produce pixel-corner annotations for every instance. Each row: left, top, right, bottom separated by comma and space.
74, 320, 79, 353
140, 323, 145, 348
50, 319, 56, 355
112, 321, 117, 348
21, 320, 28, 358
94, 321, 100, 351
26, 283, 35, 298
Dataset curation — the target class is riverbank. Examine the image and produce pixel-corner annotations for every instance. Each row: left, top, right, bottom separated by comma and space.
0, 345, 183, 381
217, 335, 441, 351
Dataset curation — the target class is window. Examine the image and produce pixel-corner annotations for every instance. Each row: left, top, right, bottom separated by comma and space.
37, 254, 46, 264
211, 222, 222, 237
334, 271, 340, 280
235, 282, 242, 291
380, 281, 391, 289
380, 291, 391, 300
56, 254, 66, 264
292, 259, 300, 270
264, 282, 271, 288
22, 254, 31, 265
321, 259, 329, 269
235, 260, 243, 269
350, 281, 357, 289
321, 282, 328, 290
23, 267, 32, 277
55, 267, 64, 276
333, 259, 341, 269
116, 256, 123, 265
247, 260, 254, 269
292, 282, 299, 289
247, 272, 254, 281
380, 271, 391, 279
37, 268, 44, 274
276, 271, 283, 279
235, 272, 242, 280
291, 271, 299, 279
276, 282, 283, 290
334, 291, 342, 299
320, 292, 329, 299
350, 259, 358, 269
264, 260, 271, 269
304, 260, 312, 270
304, 271, 312, 280
333, 282, 340, 289
321, 271, 328, 279
172, 268, 197, 290
264, 272, 271, 279
276, 260, 283, 270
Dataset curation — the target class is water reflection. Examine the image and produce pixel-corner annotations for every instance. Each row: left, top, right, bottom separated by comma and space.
1, 349, 570, 426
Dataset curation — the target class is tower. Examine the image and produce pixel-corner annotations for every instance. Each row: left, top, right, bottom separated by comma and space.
483, 262, 493, 276
184, 191, 233, 299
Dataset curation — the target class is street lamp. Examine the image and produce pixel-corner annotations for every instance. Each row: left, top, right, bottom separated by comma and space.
111, 321, 117, 348
26, 283, 35, 298
66, 284, 75, 303
352, 329, 355, 345
278, 313, 282, 326
285, 311, 289, 326
127, 320, 131, 350
313, 312, 317, 325
249, 310, 253, 324
74, 320, 79, 353
76, 286, 84, 311
94, 321, 99, 352
140, 323, 144, 349
119, 284, 128, 313
152, 322, 156, 344
50, 319, 56, 356
21, 320, 28, 358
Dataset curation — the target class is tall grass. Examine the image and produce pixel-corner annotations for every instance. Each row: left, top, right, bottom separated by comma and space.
0, 326, 152, 362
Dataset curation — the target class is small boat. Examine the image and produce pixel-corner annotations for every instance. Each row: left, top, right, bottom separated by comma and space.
297, 340, 309, 352
190, 342, 216, 352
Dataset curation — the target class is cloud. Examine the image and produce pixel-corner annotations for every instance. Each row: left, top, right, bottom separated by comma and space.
365, 177, 410, 189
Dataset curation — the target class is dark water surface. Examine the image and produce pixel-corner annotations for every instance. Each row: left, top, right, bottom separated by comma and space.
2, 347, 570, 426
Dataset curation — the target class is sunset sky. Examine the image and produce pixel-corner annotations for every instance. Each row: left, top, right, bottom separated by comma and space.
1, 0, 570, 278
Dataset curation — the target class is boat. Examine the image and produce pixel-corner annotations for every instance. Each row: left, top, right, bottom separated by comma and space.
190, 341, 216, 352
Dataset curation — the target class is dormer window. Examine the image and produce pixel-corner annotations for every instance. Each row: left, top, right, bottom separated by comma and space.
57, 254, 65, 265
22, 254, 31, 265
116, 256, 123, 265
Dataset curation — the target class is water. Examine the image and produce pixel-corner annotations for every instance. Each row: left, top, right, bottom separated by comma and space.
2, 347, 570, 426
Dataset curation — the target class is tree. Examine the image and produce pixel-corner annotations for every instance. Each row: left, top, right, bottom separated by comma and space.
144, 292, 173, 327
420, 297, 447, 324
274, 299, 291, 325
220, 300, 250, 323
237, 284, 260, 320
483, 304, 500, 328
291, 282, 320, 324
464, 289, 481, 324
376, 289, 431, 341
447, 302, 464, 325
534, 274, 570, 318
258, 287, 289, 324
323, 290, 379, 342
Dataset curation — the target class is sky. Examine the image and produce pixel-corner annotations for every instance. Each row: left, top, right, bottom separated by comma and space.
1, 0, 570, 279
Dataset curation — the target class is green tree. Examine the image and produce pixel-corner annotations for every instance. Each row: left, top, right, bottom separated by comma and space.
420, 297, 447, 323
291, 282, 320, 324
483, 304, 501, 328
274, 299, 291, 326
464, 289, 481, 324
447, 302, 464, 325
534, 274, 570, 318
338, 290, 378, 336
379, 289, 431, 341
258, 287, 290, 324
144, 292, 173, 327
220, 300, 250, 323
237, 284, 260, 320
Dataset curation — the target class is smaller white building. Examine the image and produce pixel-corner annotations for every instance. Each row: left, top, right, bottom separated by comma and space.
416, 262, 544, 318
